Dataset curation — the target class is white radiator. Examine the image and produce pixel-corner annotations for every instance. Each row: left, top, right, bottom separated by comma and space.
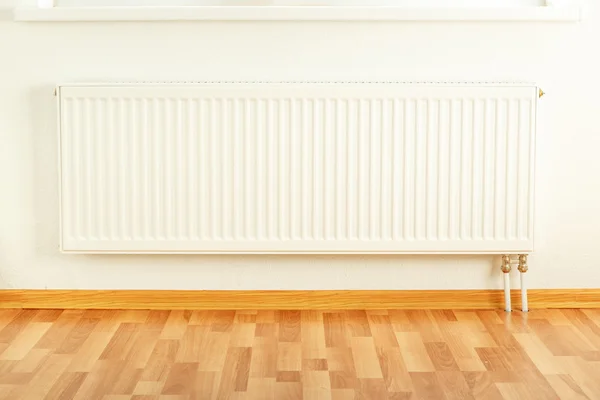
58, 83, 537, 254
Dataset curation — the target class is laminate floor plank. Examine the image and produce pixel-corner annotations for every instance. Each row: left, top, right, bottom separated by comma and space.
0, 308, 596, 399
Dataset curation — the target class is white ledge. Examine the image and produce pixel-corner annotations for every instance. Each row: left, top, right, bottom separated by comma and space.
13, 6, 581, 22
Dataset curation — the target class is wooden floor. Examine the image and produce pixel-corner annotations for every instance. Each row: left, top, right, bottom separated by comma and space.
0, 309, 599, 400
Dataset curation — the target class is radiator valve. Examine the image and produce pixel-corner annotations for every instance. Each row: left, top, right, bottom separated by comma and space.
518, 255, 529, 273
501, 255, 512, 273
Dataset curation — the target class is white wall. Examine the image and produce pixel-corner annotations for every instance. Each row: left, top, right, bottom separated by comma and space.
1, 5, 599, 290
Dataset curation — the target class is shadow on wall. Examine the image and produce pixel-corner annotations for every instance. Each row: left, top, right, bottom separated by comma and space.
31, 86, 60, 257
50, 252, 503, 290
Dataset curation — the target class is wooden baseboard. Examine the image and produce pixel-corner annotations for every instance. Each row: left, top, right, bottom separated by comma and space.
0, 289, 598, 310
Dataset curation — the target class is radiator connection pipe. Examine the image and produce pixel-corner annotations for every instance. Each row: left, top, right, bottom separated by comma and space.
518, 254, 529, 312
520, 274, 528, 312
504, 274, 511, 312
501, 255, 512, 312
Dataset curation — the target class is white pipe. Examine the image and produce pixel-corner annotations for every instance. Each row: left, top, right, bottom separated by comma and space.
504, 273, 511, 312
521, 272, 528, 312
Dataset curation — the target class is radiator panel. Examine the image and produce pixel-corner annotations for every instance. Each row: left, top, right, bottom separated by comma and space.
58, 84, 537, 253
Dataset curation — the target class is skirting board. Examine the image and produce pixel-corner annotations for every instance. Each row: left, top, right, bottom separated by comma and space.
0, 289, 598, 310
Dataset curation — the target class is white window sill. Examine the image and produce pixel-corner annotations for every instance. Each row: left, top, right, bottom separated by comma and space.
12, 5, 581, 22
